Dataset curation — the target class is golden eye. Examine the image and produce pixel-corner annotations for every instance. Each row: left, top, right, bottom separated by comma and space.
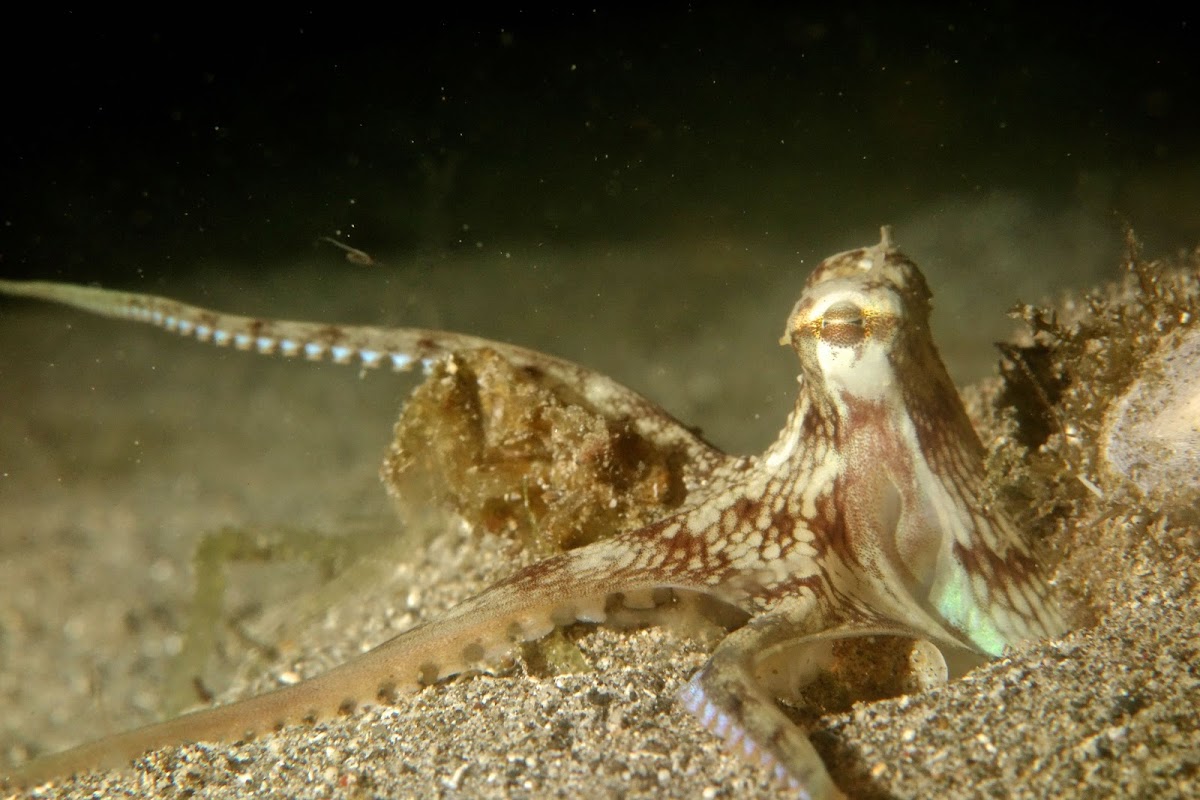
818, 301, 867, 346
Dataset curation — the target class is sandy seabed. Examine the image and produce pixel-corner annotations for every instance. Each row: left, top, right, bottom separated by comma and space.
1, 240, 1196, 799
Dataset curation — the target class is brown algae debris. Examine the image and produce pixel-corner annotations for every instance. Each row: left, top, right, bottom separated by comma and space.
985, 235, 1200, 622
382, 347, 689, 555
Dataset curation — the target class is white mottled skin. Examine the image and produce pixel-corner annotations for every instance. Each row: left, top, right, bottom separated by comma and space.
0, 228, 1065, 797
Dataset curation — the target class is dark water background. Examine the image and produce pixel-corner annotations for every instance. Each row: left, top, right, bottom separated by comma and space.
1, 4, 1197, 448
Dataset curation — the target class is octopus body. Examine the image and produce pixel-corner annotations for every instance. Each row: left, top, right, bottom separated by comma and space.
0, 228, 1065, 797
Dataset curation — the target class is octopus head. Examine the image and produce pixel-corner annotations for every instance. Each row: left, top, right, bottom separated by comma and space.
782, 226, 944, 415
778, 229, 1062, 655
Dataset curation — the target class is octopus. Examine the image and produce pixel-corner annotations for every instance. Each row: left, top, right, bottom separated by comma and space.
0, 228, 1065, 798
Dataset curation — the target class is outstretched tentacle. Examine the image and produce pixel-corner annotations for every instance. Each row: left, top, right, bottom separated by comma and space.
3, 518, 742, 787
0, 279, 721, 471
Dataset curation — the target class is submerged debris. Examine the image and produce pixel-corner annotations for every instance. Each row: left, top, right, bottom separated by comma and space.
984, 234, 1200, 622
1105, 324, 1200, 503
382, 347, 690, 555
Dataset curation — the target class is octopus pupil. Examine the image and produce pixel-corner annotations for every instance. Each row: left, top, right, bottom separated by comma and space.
821, 317, 866, 346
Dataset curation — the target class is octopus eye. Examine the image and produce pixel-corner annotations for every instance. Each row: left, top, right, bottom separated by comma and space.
819, 301, 867, 347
